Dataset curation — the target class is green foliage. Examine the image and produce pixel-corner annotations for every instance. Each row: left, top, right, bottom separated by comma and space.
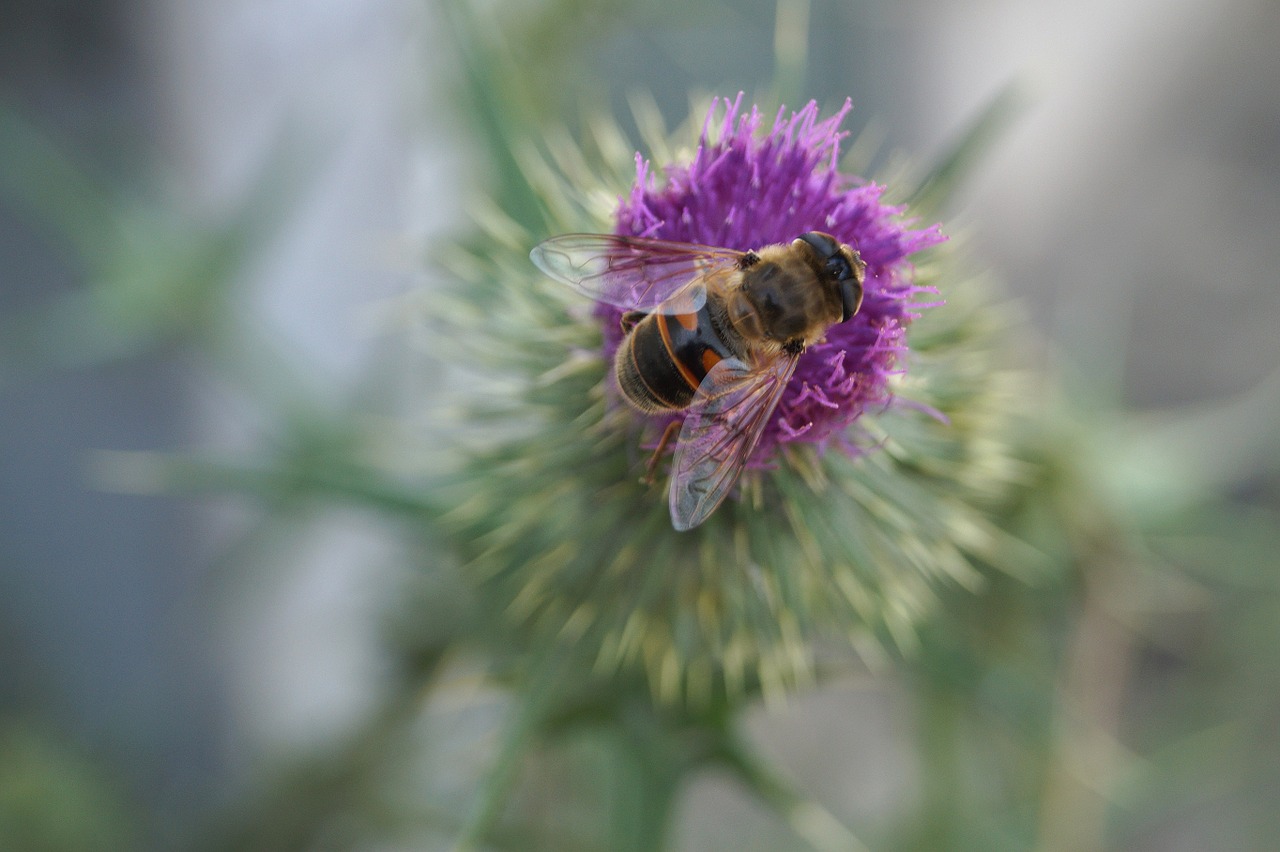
0, 724, 136, 852
3, 0, 1278, 850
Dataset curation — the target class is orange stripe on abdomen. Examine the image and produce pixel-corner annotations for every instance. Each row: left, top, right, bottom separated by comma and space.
657, 313, 702, 391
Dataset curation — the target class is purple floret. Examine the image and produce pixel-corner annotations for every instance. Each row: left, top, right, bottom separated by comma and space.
603, 94, 945, 466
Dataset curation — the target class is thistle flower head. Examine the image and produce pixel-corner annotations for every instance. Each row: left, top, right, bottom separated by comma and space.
426, 95, 1031, 706
602, 94, 945, 464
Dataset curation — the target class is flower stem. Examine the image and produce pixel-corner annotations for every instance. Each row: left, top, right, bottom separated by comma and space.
912, 680, 967, 847
191, 652, 443, 852
771, 0, 810, 107
606, 726, 684, 852
1035, 556, 1136, 852
89, 450, 445, 519
454, 654, 579, 851
715, 729, 869, 852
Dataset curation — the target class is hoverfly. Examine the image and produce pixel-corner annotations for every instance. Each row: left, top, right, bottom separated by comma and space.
530, 231, 866, 530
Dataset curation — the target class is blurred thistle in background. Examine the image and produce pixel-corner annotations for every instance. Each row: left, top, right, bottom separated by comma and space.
2, 0, 1280, 851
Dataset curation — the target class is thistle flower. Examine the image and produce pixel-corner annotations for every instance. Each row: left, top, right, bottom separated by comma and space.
427, 95, 1030, 705
601, 94, 945, 467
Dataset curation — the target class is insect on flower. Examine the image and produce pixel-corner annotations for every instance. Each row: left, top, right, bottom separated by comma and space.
531, 231, 866, 531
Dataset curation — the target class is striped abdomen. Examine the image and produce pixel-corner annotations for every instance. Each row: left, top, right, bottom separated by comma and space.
614, 301, 740, 413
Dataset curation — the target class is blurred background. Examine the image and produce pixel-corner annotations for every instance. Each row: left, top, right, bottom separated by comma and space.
1, 0, 1277, 849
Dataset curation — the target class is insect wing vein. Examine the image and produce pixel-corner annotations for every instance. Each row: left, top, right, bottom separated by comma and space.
668, 354, 798, 530
530, 234, 741, 313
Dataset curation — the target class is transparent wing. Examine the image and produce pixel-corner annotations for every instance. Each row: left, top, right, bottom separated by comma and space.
530, 233, 743, 313
668, 352, 799, 531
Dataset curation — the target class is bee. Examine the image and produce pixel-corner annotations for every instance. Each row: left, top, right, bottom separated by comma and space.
530, 231, 866, 531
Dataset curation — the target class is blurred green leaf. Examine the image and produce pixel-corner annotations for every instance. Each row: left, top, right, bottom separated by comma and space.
0, 101, 299, 374
0, 723, 136, 852
905, 81, 1026, 219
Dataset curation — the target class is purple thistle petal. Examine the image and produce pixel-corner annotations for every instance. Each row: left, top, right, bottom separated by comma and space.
604, 95, 946, 466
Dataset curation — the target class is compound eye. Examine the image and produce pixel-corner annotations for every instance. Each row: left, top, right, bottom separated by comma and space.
839, 277, 864, 322
826, 255, 854, 281
796, 231, 840, 261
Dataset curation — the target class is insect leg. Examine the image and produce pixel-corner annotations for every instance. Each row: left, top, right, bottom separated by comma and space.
642, 420, 681, 485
